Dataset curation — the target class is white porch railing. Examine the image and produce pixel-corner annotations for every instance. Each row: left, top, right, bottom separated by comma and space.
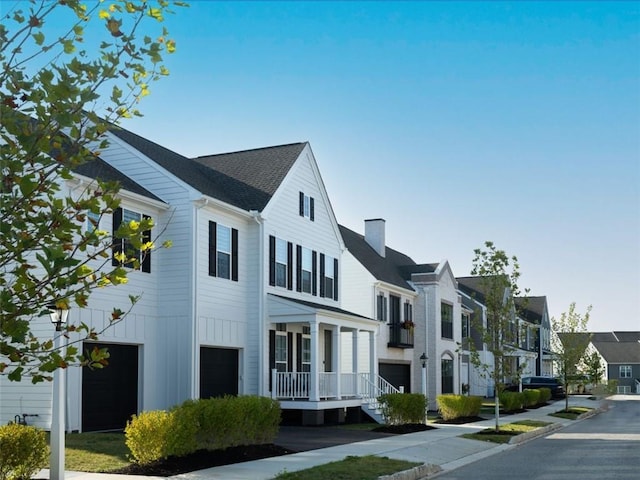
271, 371, 397, 401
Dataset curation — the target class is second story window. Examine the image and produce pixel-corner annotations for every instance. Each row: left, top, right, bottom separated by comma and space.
441, 302, 453, 339
320, 254, 339, 300
620, 365, 632, 378
270, 236, 293, 289
208, 221, 238, 281
112, 207, 151, 273
389, 295, 401, 325
461, 312, 470, 339
299, 192, 315, 221
86, 210, 101, 234
296, 246, 315, 294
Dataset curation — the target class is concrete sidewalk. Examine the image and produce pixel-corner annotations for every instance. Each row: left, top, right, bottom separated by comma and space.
37, 396, 606, 480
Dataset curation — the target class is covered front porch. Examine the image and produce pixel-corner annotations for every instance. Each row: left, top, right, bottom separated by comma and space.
267, 295, 396, 422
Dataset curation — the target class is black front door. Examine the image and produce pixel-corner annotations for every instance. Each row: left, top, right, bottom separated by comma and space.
200, 347, 239, 398
82, 342, 138, 431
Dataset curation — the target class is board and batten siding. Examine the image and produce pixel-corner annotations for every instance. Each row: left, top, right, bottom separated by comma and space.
262, 147, 343, 307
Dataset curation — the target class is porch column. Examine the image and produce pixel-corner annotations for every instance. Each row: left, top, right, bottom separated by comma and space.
310, 321, 320, 401
333, 325, 341, 399
369, 330, 377, 377
352, 330, 359, 397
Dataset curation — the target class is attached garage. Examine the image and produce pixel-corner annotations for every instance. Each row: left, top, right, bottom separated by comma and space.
200, 347, 239, 398
82, 342, 139, 432
379, 362, 411, 393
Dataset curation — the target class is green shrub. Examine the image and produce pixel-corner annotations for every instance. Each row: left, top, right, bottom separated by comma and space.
523, 389, 541, 407
499, 391, 524, 412
378, 393, 426, 425
125, 409, 198, 464
606, 379, 618, 394
538, 387, 552, 403
436, 394, 483, 421
0, 423, 49, 480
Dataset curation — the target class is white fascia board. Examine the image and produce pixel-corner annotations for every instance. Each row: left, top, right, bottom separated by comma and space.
374, 281, 418, 299
66, 174, 169, 211
194, 195, 253, 220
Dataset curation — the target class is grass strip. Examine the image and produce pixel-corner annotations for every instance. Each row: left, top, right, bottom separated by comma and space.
272, 455, 421, 480
461, 420, 551, 444
549, 407, 592, 420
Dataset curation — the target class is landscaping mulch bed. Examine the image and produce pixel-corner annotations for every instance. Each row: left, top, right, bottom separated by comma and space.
107, 444, 294, 477
433, 416, 486, 424
372, 423, 436, 434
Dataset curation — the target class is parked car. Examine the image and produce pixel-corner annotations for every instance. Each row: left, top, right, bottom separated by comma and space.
507, 376, 565, 399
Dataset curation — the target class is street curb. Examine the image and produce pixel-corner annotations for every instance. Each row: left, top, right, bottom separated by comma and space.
378, 463, 442, 480
508, 422, 562, 444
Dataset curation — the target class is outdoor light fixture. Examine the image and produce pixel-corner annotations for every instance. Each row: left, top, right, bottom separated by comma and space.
420, 352, 428, 368
47, 300, 69, 480
47, 301, 69, 331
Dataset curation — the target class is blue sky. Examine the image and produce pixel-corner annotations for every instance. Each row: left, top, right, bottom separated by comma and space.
117, 1, 639, 331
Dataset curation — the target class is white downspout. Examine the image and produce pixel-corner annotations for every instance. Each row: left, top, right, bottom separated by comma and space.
192, 198, 208, 399
250, 211, 265, 396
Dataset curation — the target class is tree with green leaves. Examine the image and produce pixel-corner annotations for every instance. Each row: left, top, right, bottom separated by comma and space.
467, 241, 527, 431
552, 303, 592, 410
584, 350, 603, 388
1, 0, 184, 383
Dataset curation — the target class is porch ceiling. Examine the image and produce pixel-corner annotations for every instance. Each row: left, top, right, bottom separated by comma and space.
267, 294, 379, 331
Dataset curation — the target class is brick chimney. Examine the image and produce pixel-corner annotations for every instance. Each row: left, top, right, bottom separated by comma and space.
364, 218, 386, 257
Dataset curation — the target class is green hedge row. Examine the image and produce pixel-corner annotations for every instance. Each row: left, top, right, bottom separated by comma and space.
125, 396, 281, 464
378, 393, 426, 425
0, 423, 49, 480
436, 394, 483, 421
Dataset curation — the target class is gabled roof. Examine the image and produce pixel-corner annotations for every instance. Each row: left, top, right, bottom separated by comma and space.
339, 224, 418, 290
515, 296, 548, 324
110, 126, 306, 211
590, 331, 640, 364
74, 157, 163, 202
456, 276, 487, 304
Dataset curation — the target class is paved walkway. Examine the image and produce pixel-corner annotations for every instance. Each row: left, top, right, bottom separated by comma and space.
37, 396, 607, 480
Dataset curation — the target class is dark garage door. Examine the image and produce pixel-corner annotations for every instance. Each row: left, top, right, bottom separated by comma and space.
379, 363, 411, 393
200, 347, 239, 398
82, 342, 138, 431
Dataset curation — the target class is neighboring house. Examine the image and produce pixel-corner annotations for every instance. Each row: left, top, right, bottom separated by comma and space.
0, 158, 169, 432
340, 220, 464, 410
515, 296, 553, 377
589, 332, 640, 394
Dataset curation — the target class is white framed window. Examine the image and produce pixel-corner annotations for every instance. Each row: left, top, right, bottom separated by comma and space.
216, 224, 231, 279
620, 365, 632, 378
86, 210, 101, 234
299, 192, 314, 221
275, 333, 287, 372
376, 294, 387, 322
301, 247, 313, 293
441, 302, 453, 339
276, 238, 288, 288
323, 255, 334, 298
112, 207, 151, 273
301, 335, 311, 372
461, 312, 470, 339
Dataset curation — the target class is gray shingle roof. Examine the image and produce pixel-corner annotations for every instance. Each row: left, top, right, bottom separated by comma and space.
590, 331, 640, 364
515, 296, 547, 324
74, 158, 163, 202
110, 126, 306, 211
457, 276, 487, 304
338, 224, 419, 290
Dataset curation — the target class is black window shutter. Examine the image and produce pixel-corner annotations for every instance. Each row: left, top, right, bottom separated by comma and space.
296, 333, 302, 372
142, 214, 152, 273
269, 235, 276, 286
299, 191, 304, 217
209, 222, 217, 277
112, 207, 123, 266
287, 242, 293, 290
312, 250, 317, 296
310, 197, 315, 221
319, 253, 326, 297
269, 330, 275, 390
231, 228, 238, 281
333, 258, 339, 301
295, 245, 302, 292
287, 332, 294, 371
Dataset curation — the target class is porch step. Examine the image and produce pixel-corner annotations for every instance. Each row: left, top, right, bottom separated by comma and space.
360, 401, 385, 424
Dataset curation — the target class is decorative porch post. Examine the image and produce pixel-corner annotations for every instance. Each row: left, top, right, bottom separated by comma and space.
310, 321, 320, 401
369, 330, 377, 377
332, 325, 341, 399
352, 330, 359, 397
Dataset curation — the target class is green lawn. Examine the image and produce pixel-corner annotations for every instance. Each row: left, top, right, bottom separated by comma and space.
462, 420, 551, 444
43, 432, 130, 472
549, 407, 592, 420
272, 455, 421, 480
